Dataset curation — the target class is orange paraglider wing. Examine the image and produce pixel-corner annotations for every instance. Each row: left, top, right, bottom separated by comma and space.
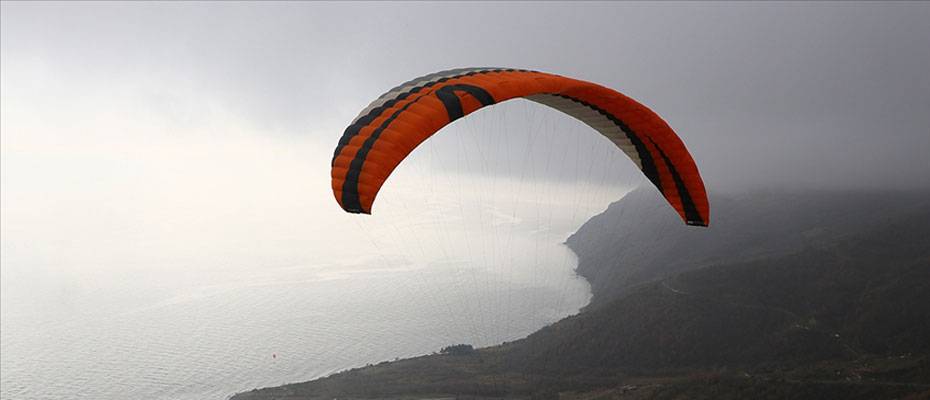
331, 68, 709, 226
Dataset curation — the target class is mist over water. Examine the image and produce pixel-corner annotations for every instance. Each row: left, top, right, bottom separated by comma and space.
0, 57, 631, 398
10, 3, 925, 398
1, 169, 624, 399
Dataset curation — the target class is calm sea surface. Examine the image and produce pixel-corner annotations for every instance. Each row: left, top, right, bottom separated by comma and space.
1, 185, 609, 400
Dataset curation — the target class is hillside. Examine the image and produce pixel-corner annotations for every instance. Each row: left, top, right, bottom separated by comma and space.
232, 189, 930, 399
509, 205, 930, 373
567, 188, 930, 307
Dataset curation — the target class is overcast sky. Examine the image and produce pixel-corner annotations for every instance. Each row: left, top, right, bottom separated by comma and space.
3, 2, 930, 279
4, 1, 929, 191
5, 5, 930, 398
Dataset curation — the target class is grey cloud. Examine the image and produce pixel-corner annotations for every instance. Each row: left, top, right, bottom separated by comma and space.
3, 2, 928, 190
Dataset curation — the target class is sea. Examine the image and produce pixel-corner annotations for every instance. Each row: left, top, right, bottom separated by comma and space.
1, 173, 627, 400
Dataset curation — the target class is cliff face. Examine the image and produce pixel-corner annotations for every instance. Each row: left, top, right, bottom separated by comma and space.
232, 189, 930, 400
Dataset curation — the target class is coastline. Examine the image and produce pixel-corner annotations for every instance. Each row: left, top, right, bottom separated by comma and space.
227, 223, 600, 399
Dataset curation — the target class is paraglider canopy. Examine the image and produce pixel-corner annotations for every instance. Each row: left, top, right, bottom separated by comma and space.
331, 68, 709, 227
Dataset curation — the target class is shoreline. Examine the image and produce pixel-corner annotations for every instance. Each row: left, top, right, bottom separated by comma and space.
227, 223, 600, 399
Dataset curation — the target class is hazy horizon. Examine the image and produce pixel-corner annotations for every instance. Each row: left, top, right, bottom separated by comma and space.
2, 2, 929, 399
